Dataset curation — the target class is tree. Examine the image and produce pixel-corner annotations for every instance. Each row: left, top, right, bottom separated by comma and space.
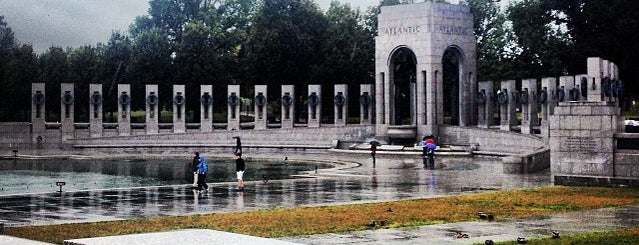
245, 0, 327, 86
39, 46, 69, 121
2, 44, 38, 121
126, 27, 173, 113
539, 0, 639, 102
507, 0, 572, 79
68, 45, 99, 121
461, 0, 515, 81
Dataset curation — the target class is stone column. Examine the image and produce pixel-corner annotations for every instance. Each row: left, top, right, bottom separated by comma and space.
375, 72, 388, 138
334, 84, 348, 126
574, 74, 588, 102
521, 79, 538, 134
200, 85, 213, 132
60, 83, 75, 141
281, 85, 294, 129
499, 80, 516, 131
117, 84, 131, 136
145, 84, 159, 134
540, 77, 557, 141
89, 84, 103, 137
173, 85, 186, 133
254, 85, 267, 130
31, 83, 46, 144
587, 57, 604, 102
559, 76, 574, 102
476, 81, 493, 128
360, 84, 373, 125
227, 85, 241, 131
308, 84, 321, 128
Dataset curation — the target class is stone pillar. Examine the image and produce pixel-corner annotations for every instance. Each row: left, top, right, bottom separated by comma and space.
540, 77, 557, 141
31, 83, 46, 144
587, 57, 604, 102
227, 85, 241, 131
117, 84, 131, 136
254, 85, 267, 130
476, 81, 493, 128
281, 85, 294, 129
498, 80, 516, 131
172, 85, 186, 133
200, 85, 213, 132
89, 84, 103, 137
145, 84, 159, 134
360, 84, 373, 125
375, 72, 388, 138
521, 79, 538, 134
550, 103, 622, 180
574, 74, 588, 102
559, 76, 574, 102
60, 83, 75, 141
308, 84, 321, 128
334, 84, 348, 126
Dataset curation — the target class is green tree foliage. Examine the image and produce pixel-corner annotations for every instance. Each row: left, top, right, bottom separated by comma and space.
39, 47, 69, 121
507, 0, 571, 79
68, 45, 99, 120
126, 27, 173, 112
461, 0, 514, 81
245, 0, 327, 87
2, 44, 38, 121
539, 0, 639, 99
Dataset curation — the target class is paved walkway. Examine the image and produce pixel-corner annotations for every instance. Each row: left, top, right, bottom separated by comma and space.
2, 152, 631, 244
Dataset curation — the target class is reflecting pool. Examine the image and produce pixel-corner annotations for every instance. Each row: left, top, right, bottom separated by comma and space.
0, 158, 329, 195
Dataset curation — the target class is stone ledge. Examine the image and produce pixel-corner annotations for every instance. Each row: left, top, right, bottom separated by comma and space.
73, 144, 332, 149
554, 175, 639, 188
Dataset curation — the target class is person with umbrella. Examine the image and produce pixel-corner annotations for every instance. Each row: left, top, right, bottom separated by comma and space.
233, 136, 242, 156
370, 140, 380, 165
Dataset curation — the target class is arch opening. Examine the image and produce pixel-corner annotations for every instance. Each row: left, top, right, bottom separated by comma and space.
389, 47, 417, 126
443, 47, 463, 125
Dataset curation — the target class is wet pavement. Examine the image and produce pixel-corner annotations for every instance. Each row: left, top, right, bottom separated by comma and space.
1, 152, 638, 244
284, 204, 639, 244
0, 153, 551, 226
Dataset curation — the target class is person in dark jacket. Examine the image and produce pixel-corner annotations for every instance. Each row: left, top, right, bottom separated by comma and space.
235, 153, 245, 191
196, 155, 209, 192
191, 152, 199, 188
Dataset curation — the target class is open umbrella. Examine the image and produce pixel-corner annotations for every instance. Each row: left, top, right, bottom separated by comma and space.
369, 140, 382, 146
232, 136, 242, 156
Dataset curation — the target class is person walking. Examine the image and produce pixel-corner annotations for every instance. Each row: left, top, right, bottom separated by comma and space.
370, 143, 377, 165
196, 155, 209, 193
191, 152, 199, 188
424, 136, 437, 168
235, 153, 245, 191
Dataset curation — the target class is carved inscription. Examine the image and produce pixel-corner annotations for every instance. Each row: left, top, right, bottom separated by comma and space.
381, 26, 421, 35
379, 24, 470, 36
564, 137, 597, 152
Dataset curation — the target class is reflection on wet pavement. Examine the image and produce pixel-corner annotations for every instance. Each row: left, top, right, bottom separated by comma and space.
0, 154, 551, 226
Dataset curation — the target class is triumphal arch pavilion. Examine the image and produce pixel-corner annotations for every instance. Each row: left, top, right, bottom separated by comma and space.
374, 2, 477, 142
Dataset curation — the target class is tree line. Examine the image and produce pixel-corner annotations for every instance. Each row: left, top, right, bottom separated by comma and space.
0, 0, 637, 122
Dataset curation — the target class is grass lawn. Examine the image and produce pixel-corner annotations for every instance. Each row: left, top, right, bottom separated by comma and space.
483, 227, 639, 245
5, 186, 639, 244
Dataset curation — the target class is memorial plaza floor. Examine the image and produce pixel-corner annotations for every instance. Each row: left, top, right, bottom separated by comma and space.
1, 151, 638, 244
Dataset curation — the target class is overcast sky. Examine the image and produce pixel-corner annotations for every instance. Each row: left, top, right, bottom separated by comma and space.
0, 0, 387, 54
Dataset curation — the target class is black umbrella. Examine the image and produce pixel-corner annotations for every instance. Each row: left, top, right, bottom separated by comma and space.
370, 140, 381, 146
233, 136, 242, 156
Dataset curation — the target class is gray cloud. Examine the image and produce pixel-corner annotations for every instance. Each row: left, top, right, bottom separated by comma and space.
0, 0, 390, 54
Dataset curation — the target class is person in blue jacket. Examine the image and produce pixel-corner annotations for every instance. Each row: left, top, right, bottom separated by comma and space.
196, 155, 209, 192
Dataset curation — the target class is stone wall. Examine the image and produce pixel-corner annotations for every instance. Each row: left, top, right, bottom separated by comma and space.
549, 102, 622, 178
439, 126, 545, 154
